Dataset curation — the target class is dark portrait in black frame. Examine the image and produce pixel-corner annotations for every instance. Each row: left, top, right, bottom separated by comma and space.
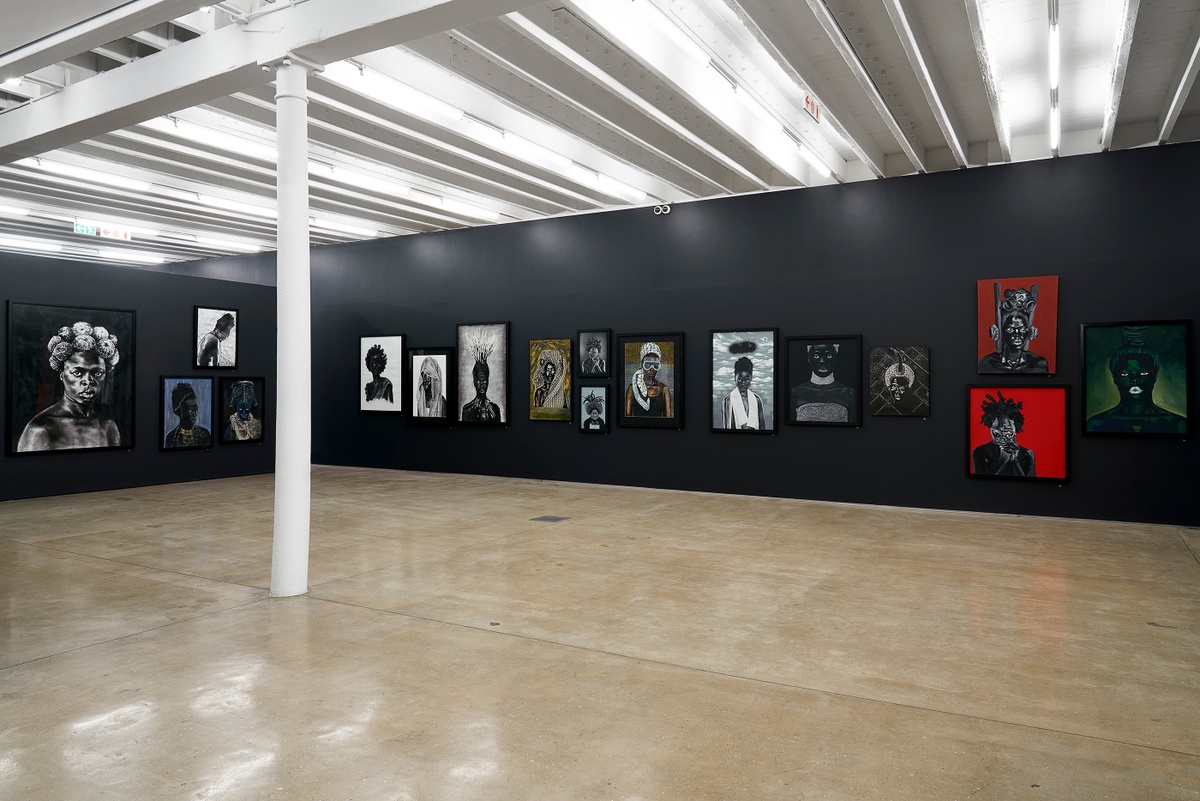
868, 346, 930, 417
406, 346, 456, 426
577, 384, 610, 434
160, 376, 215, 451
7, 301, 136, 455
1081, 320, 1190, 438
218, 376, 266, 445
577, 329, 612, 378
194, 305, 238, 370
457, 322, 510, 426
785, 335, 862, 426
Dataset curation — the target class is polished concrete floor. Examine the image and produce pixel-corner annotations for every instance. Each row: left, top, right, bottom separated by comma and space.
1, 466, 1198, 800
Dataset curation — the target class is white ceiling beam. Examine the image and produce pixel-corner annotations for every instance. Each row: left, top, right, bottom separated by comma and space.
0, 0, 535, 163
963, 0, 1012, 163
1157, 11, 1200, 144
1100, 0, 1139, 151
879, 0, 967, 168
0, 0, 207, 81
709, 0, 887, 178
804, 0, 927, 173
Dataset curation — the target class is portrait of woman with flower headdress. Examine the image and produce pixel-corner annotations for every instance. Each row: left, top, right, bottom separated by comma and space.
8, 302, 135, 454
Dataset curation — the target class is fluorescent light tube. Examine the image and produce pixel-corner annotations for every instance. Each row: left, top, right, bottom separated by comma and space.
0, 202, 30, 216
98, 248, 165, 264
0, 235, 62, 252
1050, 105, 1061, 151
1049, 26, 1060, 92
196, 194, 277, 219
141, 116, 277, 162
17, 158, 151, 192
311, 218, 378, 237
323, 61, 463, 125
439, 198, 501, 222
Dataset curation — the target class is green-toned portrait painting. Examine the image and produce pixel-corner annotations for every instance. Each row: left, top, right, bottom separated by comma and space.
529, 338, 572, 422
1081, 320, 1190, 438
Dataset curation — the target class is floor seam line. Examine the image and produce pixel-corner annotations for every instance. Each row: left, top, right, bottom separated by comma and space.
12, 540, 270, 591
303, 594, 1200, 760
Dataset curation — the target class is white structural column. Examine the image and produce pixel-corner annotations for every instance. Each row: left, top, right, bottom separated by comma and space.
270, 60, 312, 597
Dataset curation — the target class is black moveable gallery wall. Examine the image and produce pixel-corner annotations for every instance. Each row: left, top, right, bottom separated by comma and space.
0, 253, 276, 501
309, 143, 1199, 526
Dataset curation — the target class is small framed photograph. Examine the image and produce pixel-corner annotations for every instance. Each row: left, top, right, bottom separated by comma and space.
218, 377, 266, 445
530, 338, 573, 422
967, 385, 1069, 482
457, 322, 509, 426
617, 332, 683, 429
194, 306, 238, 369
160, 377, 215, 451
360, 335, 404, 413
711, 329, 778, 433
578, 384, 610, 434
407, 347, 455, 425
577, 329, 612, 378
976, 276, 1058, 374
868, 346, 930, 417
8, 301, 136, 455
1081, 320, 1190, 438
785, 335, 862, 426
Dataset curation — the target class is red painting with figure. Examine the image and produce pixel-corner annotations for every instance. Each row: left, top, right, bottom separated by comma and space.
976, 275, 1059, 374
968, 385, 1069, 481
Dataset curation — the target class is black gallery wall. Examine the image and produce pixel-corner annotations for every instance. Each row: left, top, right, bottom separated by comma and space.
308, 142, 1199, 527
1, 253, 277, 501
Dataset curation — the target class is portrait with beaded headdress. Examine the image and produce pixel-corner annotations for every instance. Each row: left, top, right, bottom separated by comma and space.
618, 333, 683, 428
976, 276, 1059, 374
9, 302, 135, 455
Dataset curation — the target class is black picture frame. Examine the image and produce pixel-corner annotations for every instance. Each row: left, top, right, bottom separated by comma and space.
406, 346, 456, 426
457, 321, 510, 426
868, 346, 931, 417
1080, 320, 1191, 438
360, 334, 404, 413
577, 329, 612, 378
160, 376, 215, 451
577, 383, 611, 434
784, 334, 862, 426
967, 385, 1069, 482
193, 305, 239, 370
7, 301, 136, 455
710, 328, 778, 434
218, 376, 266, 445
530, 338, 573, 422
616, 332, 684, 429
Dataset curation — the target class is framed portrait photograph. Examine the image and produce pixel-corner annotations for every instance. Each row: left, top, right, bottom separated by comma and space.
7, 301, 135, 455
406, 346, 455, 425
194, 306, 238, 369
785, 335, 861, 426
967, 385, 1069, 482
457, 322, 509, 426
710, 329, 777, 433
577, 329, 612, 378
577, 384, 610, 434
977, 276, 1059, 374
218, 377, 266, 445
868, 346, 930, 417
1081, 320, 1190, 438
617, 332, 683, 429
530, 338, 573, 422
360, 335, 404, 413
160, 377, 214, 451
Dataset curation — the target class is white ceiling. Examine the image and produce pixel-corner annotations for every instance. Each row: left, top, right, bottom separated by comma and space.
0, 0, 1196, 266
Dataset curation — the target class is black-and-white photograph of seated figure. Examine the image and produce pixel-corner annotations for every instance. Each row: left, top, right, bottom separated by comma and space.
786, 335, 862, 426
8, 302, 135, 455
194, 306, 238, 369
359, 335, 403, 412
869, 346, 930, 417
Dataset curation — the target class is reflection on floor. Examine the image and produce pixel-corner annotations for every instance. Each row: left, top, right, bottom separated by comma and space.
1, 466, 1198, 800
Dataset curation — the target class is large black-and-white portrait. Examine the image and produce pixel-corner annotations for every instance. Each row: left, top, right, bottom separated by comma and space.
457, 322, 509, 426
360, 335, 404, 412
577, 329, 611, 378
7, 301, 135, 455
407, 346, 455, 425
785, 335, 862, 426
868, 346, 930, 417
711, 329, 777, 433
161, 377, 214, 451
194, 306, 238, 369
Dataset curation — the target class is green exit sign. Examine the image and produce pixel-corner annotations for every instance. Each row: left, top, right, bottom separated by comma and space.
74, 221, 97, 236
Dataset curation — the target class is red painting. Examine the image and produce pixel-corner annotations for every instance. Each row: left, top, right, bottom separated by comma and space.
968, 386, 1069, 481
976, 275, 1059, 374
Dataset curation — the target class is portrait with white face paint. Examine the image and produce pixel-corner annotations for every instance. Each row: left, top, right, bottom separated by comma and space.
785, 335, 862, 426
8, 302, 135, 455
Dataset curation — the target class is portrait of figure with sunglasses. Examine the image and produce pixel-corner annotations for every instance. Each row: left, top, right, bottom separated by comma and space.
626, 341, 672, 418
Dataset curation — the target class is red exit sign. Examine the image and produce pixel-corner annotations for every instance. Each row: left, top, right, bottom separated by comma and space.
804, 95, 820, 122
